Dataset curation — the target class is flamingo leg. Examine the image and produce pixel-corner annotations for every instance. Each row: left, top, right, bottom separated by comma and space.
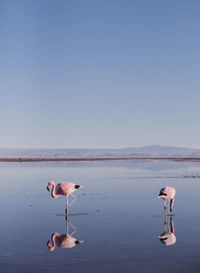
167, 200, 173, 216
167, 200, 171, 215
167, 200, 169, 215
65, 195, 69, 217
164, 199, 167, 211
68, 193, 77, 208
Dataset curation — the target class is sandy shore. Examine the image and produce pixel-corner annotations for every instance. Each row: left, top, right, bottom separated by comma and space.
0, 157, 200, 162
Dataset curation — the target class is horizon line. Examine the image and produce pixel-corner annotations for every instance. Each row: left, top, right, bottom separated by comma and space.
0, 144, 200, 150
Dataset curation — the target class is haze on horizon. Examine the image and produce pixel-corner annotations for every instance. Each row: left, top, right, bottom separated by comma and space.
1, 0, 200, 149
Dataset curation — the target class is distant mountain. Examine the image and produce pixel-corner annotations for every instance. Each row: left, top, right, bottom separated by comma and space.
121, 145, 199, 155
0, 145, 200, 158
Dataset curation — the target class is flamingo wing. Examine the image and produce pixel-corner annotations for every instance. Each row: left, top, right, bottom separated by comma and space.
57, 182, 75, 195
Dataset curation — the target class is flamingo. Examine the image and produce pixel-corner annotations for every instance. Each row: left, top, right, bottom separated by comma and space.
158, 186, 176, 213
47, 181, 84, 209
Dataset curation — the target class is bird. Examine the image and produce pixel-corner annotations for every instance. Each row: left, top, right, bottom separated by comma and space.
158, 186, 176, 213
47, 181, 84, 209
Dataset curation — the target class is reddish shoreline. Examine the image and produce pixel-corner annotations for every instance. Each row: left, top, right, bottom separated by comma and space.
0, 157, 200, 162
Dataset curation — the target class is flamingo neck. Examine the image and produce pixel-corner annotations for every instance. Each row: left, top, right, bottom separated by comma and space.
51, 183, 59, 198
49, 232, 60, 251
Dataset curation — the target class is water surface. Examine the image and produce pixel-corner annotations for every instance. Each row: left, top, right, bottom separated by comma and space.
0, 160, 200, 273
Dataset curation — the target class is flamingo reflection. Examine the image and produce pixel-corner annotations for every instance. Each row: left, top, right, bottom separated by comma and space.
159, 215, 176, 246
47, 210, 84, 251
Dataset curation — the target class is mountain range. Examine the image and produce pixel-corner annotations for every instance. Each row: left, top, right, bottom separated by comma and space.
0, 145, 200, 158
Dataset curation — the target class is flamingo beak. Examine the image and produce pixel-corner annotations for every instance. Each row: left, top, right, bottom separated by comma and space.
47, 185, 50, 191
47, 240, 54, 251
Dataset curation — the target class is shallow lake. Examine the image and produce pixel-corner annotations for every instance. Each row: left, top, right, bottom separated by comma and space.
0, 160, 200, 273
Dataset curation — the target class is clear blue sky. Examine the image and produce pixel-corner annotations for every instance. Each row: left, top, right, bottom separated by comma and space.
0, 0, 200, 149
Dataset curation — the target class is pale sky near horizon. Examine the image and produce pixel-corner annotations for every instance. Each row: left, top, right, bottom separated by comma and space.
0, 0, 200, 149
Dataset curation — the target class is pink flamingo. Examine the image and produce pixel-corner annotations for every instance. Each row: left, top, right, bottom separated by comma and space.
47, 221, 84, 251
158, 186, 176, 213
47, 181, 84, 209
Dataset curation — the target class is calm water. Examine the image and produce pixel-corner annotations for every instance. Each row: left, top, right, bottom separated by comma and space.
1, 160, 200, 273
